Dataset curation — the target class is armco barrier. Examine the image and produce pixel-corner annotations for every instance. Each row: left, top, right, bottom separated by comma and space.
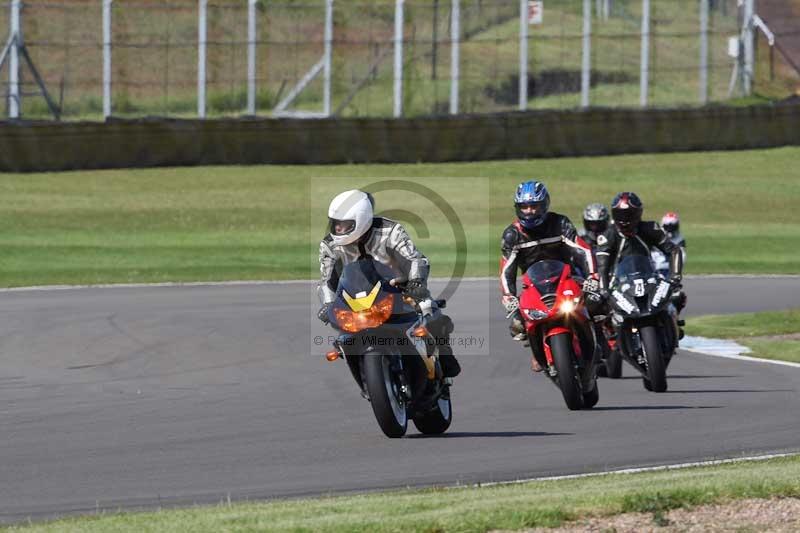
0, 105, 798, 172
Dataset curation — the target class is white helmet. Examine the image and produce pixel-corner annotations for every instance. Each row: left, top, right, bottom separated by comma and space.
327, 189, 374, 246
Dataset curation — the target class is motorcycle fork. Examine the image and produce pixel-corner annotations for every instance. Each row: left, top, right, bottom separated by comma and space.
542, 327, 582, 376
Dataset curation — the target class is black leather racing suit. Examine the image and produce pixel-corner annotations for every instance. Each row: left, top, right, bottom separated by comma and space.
500, 213, 597, 369
500, 213, 595, 297
596, 221, 684, 310
577, 228, 603, 250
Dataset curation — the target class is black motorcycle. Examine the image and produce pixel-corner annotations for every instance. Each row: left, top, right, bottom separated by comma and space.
607, 255, 680, 392
324, 258, 452, 438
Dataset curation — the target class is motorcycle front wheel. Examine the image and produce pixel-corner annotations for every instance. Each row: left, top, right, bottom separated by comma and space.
641, 326, 667, 392
363, 352, 408, 438
550, 333, 584, 410
605, 347, 623, 379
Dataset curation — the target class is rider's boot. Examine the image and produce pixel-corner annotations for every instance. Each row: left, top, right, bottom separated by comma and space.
431, 315, 460, 378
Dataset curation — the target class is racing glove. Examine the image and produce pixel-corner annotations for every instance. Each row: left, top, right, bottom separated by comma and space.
317, 302, 332, 324
582, 277, 600, 294
405, 279, 430, 300
502, 294, 520, 316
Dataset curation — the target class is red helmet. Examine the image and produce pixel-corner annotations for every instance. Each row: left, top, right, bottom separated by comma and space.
611, 192, 643, 236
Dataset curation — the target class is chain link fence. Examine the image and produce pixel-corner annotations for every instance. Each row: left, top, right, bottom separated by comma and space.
1, 0, 798, 120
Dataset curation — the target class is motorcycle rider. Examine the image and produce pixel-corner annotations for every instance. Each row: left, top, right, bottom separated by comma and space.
596, 192, 685, 332
661, 212, 686, 256
578, 203, 610, 249
578, 202, 613, 374
660, 211, 687, 313
500, 180, 599, 372
317, 189, 461, 378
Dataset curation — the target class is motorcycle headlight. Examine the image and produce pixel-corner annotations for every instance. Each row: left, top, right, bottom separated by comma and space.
334, 294, 394, 333
558, 297, 581, 315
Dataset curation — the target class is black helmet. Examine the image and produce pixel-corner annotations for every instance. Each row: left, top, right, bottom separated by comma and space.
611, 192, 643, 236
583, 203, 609, 234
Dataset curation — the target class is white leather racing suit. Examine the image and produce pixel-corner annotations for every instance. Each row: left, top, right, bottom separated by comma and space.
318, 217, 430, 304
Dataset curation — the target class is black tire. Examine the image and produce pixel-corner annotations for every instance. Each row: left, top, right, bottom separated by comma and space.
550, 333, 584, 411
413, 397, 452, 435
582, 381, 599, 408
363, 353, 408, 438
641, 326, 667, 393
606, 347, 623, 379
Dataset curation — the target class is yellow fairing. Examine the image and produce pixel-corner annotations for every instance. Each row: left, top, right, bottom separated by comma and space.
343, 281, 381, 312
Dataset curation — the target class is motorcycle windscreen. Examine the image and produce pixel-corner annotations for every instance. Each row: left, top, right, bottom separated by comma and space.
613, 255, 655, 285
525, 260, 567, 297
337, 259, 396, 298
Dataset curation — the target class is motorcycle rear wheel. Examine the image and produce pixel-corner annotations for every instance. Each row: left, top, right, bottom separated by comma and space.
550, 333, 584, 411
363, 353, 408, 438
413, 396, 452, 435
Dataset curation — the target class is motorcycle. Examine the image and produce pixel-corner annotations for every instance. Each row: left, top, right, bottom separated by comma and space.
518, 260, 599, 410
324, 258, 453, 438
607, 255, 681, 392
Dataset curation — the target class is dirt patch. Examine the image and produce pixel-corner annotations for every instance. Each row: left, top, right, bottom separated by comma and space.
518, 497, 800, 532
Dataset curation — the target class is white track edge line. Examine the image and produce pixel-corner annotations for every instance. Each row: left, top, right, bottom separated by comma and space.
455, 452, 800, 489
686, 349, 800, 369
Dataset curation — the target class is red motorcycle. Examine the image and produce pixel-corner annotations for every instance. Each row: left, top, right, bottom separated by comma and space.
518, 260, 599, 410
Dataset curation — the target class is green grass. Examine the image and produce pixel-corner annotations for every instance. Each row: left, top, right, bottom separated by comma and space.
6, 455, 800, 532
686, 309, 800, 339
741, 338, 800, 364
0, 146, 798, 287
686, 309, 800, 364
11, 0, 796, 120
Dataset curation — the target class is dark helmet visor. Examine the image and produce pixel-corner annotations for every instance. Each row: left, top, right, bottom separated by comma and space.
329, 218, 356, 236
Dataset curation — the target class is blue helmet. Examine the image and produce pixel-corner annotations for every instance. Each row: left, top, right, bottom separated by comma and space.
514, 181, 550, 229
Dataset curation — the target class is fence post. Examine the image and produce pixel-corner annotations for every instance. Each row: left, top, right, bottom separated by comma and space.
450, 0, 459, 114
699, 0, 709, 104
519, 0, 528, 110
743, 0, 754, 95
639, 0, 650, 107
393, 0, 404, 117
103, 0, 113, 119
9, 0, 20, 118
198, 0, 207, 118
247, 0, 257, 115
323, 0, 333, 117
581, 0, 591, 108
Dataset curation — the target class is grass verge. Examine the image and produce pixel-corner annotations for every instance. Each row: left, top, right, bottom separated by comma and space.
0, 147, 799, 287
686, 308, 800, 364
6, 455, 800, 532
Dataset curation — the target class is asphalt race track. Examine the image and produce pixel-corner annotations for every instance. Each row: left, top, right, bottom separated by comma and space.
0, 277, 799, 522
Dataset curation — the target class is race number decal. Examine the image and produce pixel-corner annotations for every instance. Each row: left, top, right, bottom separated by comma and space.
634, 279, 646, 297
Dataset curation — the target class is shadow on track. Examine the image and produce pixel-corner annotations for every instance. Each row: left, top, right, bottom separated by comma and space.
591, 405, 721, 411
408, 431, 572, 439
665, 389, 794, 394
615, 375, 740, 380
